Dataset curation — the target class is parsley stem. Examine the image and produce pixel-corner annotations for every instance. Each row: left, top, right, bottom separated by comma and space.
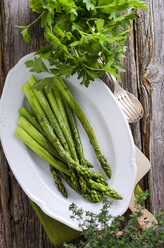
82, 63, 103, 71
95, 4, 115, 9
16, 12, 45, 30
27, 11, 45, 28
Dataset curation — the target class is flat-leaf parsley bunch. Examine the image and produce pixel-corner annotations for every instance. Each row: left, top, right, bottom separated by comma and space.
18, 0, 147, 87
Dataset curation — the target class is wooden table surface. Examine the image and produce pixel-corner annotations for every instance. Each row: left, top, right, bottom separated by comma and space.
0, 1, 164, 247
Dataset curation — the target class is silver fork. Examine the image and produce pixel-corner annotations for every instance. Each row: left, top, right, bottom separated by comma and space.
109, 75, 144, 123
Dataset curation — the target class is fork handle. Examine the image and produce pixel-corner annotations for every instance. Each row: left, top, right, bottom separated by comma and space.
108, 74, 123, 95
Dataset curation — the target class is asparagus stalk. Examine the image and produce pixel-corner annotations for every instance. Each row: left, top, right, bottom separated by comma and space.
22, 82, 79, 189
68, 162, 79, 190
28, 75, 70, 153
30, 103, 43, 128
15, 126, 70, 176
79, 175, 87, 193
89, 189, 102, 202
95, 177, 108, 186
53, 86, 72, 138
22, 82, 105, 182
45, 89, 78, 161
19, 107, 43, 133
22, 83, 70, 159
63, 97, 87, 166
88, 179, 123, 200
61, 173, 97, 203
62, 173, 102, 202
54, 76, 112, 179
44, 88, 81, 189
18, 108, 67, 162
18, 116, 61, 159
22, 96, 79, 191
54, 88, 93, 168
53, 86, 90, 192
50, 165, 67, 198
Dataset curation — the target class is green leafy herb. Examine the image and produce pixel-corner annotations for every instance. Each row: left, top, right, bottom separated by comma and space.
25, 57, 49, 73
21, 28, 31, 43
18, 0, 148, 87
64, 194, 164, 248
31, 76, 55, 91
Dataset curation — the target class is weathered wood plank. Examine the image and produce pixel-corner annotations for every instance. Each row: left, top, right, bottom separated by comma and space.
0, 1, 12, 247
119, 27, 147, 193
135, 0, 164, 213
0, 1, 53, 247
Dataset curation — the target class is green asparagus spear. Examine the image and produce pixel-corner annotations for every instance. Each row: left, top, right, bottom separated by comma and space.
54, 88, 93, 168
95, 177, 108, 186
67, 162, 79, 190
79, 175, 87, 193
53, 87, 89, 192
19, 108, 67, 162
18, 116, 61, 159
89, 189, 102, 202
29, 75, 70, 153
61, 173, 97, 203
30, 103, 43, 126
50, 165, 67, 198
54, 76, 112, 179
62, 173, 102, 202
84, 160, 94, 168
15, 126, 70, 176
104, 190, 123, 200
22, 82, 79, 191
18, 114, 67, 196
19, 107, 43, 133
61, 171, 102, 202
22, 82, 104, 182
88, 179, 123, 200
45, 89, 78, 161
45, 88, 82, 190
22, 83, 70, 159
53, 86, 72, 139
63, 97, 86, 166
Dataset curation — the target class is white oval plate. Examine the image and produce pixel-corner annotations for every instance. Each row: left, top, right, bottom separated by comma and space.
0, 53, 136, 230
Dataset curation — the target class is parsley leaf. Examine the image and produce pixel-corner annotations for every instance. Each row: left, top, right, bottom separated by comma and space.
83, 0, 95, 11
30, 0, 44, 13
36, 45, 53, 59
25, 57, 49, 73
32, 76, 55, 91
21, 28, 31, 43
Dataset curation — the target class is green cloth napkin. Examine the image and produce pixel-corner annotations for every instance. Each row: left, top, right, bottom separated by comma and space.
29, 199, 81, 247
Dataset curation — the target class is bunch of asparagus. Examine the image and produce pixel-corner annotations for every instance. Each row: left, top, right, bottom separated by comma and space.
15, 75, 122, 202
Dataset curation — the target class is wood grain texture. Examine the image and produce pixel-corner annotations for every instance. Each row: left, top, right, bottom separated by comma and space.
135, 0, 164, 213
0, 1, 53, 247
0, 0, 164, 247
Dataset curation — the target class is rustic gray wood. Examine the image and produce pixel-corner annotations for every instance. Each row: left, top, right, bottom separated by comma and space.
135, 0, 164, 213
0, 0, 53, 247
0, 0, 164, 247
117, 0, 164, 214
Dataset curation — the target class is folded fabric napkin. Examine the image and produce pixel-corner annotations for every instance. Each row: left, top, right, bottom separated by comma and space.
29, 199, 81, 247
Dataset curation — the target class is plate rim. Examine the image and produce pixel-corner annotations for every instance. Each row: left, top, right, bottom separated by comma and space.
0, 52, 136, 230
